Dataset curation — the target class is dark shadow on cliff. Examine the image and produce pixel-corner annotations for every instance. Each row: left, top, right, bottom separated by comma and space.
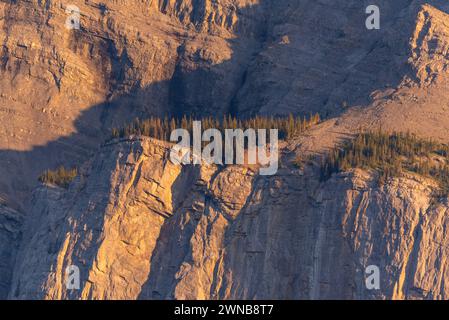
2, 0, 449, 298
136, 164, 205, 299
2, 0, 448, 212
0, 0, 270, 212
136, 163, 261, 300
1, 0, 271, 299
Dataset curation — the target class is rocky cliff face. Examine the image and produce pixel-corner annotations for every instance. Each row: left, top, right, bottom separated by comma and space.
8, 137, 449, 300
3, 0, 449, 300
4, 1, 449, 209
0, 204, 22, 299
0, 0, 266, 209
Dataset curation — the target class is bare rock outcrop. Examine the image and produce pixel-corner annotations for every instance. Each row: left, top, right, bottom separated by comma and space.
9, 137, 449, 300
0, 0, 266, 209
3, 0, 449, 301
0, 204, 23, 298
4, 1, 449, 211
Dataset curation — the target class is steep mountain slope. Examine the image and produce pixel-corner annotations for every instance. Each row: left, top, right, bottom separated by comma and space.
2, 0, 449, 300
3, 0, 449, 209
9, 137, 449, 299
0, 0, 266, 209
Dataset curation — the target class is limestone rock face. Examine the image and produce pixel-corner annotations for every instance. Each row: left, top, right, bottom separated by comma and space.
8, 138, 449, 300
3, 0, 449, 300
4, 1, 449, 211
0, 204, 23, 299
0, 0, 266, 209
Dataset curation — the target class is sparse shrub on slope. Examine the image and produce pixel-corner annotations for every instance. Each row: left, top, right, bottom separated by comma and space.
320, 130, 449, 195
38, 166, 78, 188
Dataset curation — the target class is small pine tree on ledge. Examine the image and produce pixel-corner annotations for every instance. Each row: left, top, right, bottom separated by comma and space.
38, 166, 78, 189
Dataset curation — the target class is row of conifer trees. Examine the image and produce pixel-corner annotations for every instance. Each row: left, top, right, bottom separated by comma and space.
40, 123, 449, 196
320, 130, 449, 195
110, 114, 321, 141
39, 114, 322, 188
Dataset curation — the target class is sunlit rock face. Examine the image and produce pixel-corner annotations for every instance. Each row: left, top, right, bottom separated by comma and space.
8, 137, 449, 300
0, 0, 265, 209
4, 0, 449, 209
3, 0, 449, 300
